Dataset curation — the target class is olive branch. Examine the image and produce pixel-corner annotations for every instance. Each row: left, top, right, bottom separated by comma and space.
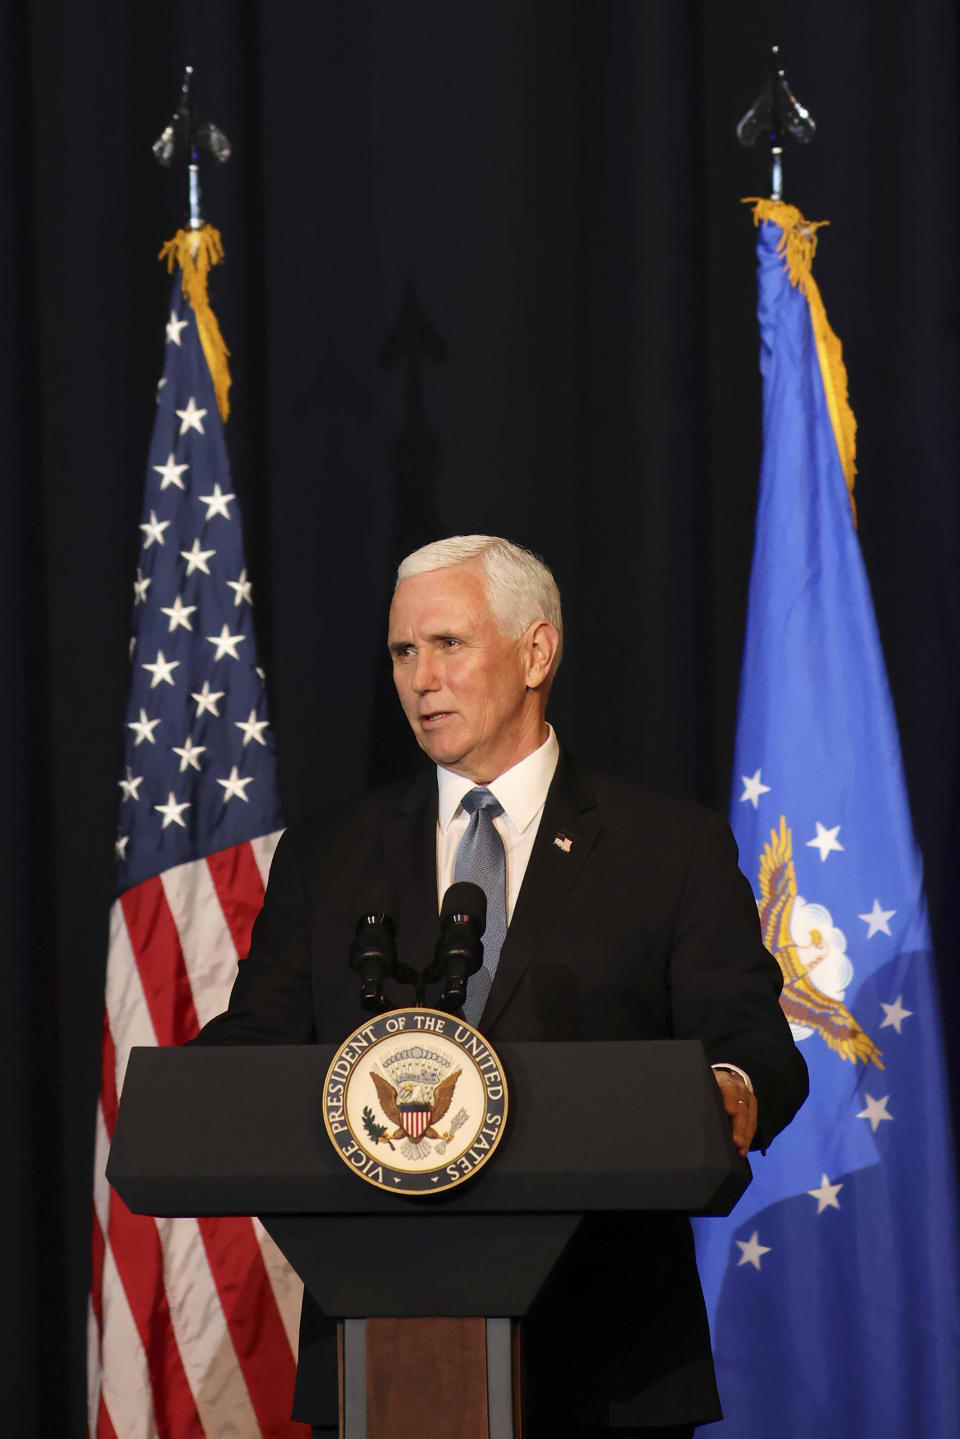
362, 1105, 395, 1150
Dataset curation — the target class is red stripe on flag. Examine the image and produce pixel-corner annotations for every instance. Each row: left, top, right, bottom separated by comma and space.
197, 1215, 306, 1437
107, 1193, 205, 1439
100, 1014, 119, 1138
121, 877, 200, 1044
206, 841, 267, 958
95, 1395, 119, 1439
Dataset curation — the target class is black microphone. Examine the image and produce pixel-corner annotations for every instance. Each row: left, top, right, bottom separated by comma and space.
349, 882, 400, 1013
431, 881, 487, 1013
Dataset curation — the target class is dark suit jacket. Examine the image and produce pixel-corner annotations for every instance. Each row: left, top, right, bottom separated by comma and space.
193, 751, 808, 1431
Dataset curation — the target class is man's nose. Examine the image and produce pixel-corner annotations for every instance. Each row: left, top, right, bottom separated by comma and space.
412, 650, 439, 693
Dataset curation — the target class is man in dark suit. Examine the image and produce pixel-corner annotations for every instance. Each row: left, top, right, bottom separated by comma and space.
193, 535, 808, 1437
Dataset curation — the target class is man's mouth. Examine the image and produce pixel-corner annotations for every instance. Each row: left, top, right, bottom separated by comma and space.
420, 711, 452, 725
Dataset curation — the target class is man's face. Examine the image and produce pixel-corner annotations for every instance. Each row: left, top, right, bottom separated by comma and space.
388, 564, 543, 783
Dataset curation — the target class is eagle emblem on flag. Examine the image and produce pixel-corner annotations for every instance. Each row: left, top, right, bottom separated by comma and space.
759, 815, 883, 1067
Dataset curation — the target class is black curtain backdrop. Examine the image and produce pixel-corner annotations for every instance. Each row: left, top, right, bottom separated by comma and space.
4, 2, 959, 1433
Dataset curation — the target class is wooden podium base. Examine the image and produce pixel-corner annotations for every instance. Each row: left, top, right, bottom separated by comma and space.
339, 1317, 523, 1439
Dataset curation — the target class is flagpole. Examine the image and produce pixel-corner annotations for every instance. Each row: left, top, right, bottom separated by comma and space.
768, 48, 785, 202
185, 68, 203, 230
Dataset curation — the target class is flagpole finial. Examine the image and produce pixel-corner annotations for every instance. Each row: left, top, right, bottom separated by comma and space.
736, 44, 816, 201
152, 65, 231, 230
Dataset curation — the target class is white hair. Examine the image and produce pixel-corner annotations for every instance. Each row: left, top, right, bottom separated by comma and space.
395, 535, 563, 674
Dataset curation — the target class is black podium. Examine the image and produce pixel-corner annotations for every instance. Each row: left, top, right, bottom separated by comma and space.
108, 1040, 749, 1439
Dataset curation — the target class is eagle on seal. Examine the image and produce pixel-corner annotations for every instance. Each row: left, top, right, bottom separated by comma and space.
759, 814, 883, 1067
370, 1068, 462, 1142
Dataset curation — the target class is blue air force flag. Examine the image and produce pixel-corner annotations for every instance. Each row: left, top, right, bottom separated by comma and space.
693, 202, 960, 1439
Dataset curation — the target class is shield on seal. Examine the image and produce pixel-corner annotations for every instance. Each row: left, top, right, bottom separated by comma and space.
399, 1104, 431, 1140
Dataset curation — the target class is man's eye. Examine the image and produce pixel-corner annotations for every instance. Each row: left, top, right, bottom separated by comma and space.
440, 637, 460, 648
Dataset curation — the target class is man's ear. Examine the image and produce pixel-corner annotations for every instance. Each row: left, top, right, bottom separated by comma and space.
522, 621, 560, 691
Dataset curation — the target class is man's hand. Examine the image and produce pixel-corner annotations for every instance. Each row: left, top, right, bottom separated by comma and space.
714, 1069, 758, 1158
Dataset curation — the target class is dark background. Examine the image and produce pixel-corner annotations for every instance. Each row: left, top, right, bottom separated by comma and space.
4, 2, 958, 1433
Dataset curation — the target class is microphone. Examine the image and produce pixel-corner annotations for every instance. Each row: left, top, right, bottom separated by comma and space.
349, 881, 400, 1013
431, 882, 487, 1013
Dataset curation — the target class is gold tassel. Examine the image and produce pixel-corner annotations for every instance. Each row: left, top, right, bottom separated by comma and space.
744, 198, 857, 527
158, 225, 232, 424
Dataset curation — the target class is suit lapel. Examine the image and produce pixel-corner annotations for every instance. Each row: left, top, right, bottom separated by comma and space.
481, 752, 601, 1030
381, 770, 439, 977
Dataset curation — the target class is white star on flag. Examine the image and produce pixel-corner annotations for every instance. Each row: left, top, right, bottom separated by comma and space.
879, 995, 913, 1034
857, 1093, 893, 1132
181, 538, 216, 576
140, 510, 171, 548
235, 710, 269, 747
227, 569, 253, 606
171, 737, 206, 773
165, 311, 188, 345
141, 650, 180, 689
736, 1232, 771, 1270
160, 595, 197, 633
858, 898, 896, 938
198, 483, 235, 519
806, 821, 844, 862
207, 624, 245, 661
739, 769, 771, 808
176, 396, 207, 434
190, 681, 225, 717
128, 708, 161, 745
807, 1174, 843, 1214
114, 835, 129, 860
133, 569, 151, 604
154, 792, 191, 829
118, 768, 143, 802
152, 454, 190, 491
217, 766, 254, 803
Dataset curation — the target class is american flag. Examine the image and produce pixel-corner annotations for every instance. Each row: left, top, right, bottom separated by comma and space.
88, 230, 308, 1438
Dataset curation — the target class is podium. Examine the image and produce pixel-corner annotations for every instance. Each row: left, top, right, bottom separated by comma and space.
108, 1040, 749, 1438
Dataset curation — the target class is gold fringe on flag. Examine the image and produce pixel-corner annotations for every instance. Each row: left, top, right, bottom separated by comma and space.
158, 225, 232, 423
745, 198, 857, 527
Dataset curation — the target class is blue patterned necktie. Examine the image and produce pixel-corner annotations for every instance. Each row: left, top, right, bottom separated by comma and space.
454, 787, 507, 1026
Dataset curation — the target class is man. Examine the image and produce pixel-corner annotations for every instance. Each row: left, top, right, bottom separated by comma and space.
193, 535, 808, 1437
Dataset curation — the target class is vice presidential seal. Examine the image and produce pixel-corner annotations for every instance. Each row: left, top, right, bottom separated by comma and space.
322, 1008, 509, 1194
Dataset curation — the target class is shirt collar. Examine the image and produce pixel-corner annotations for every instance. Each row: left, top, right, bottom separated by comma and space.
437, 725, 560, 834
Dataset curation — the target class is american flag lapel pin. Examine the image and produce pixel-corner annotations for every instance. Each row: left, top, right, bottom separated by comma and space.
553, 832, 573, 854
